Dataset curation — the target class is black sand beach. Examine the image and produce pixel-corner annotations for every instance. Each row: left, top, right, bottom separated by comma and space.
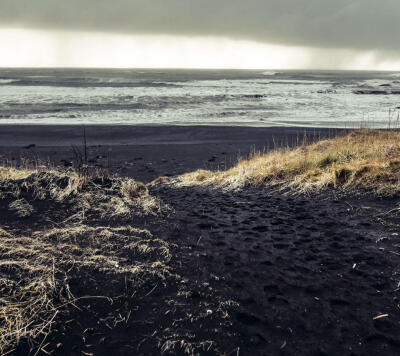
149, 184, 400, 355
0, 125, 344, 182
1, 125, 399, 355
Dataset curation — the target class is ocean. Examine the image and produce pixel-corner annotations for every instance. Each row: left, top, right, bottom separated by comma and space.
1, 68, 400, 128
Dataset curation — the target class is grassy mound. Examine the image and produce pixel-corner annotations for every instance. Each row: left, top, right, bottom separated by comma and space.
175, 129, 400, 195
0, 168, 163, 222
0, 225, 173, 353
0, 168, 237, 355
0, 168, 168, 353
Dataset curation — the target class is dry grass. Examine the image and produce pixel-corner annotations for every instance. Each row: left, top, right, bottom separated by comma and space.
175, 129, 400, 195
0, 224, 174, 354
0, 167, 32, 181
0, 168, 166, 223
0, 165, 237, 355
0, 166, 173, 353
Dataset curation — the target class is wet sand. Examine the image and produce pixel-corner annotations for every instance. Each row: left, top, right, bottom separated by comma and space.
0, 125, 345, 182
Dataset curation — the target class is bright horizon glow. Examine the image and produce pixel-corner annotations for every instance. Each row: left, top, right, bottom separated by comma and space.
1, 28, 400, 71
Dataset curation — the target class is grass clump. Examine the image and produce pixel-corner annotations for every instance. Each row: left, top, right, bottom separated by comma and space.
0, 224, 174, 355
0, 167, 173, 354
175, 129, 400, 195
0, 166, 238, 355
0, 168, 166, 224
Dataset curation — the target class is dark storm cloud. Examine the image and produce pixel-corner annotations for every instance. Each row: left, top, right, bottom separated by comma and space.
1, 0, 399, 50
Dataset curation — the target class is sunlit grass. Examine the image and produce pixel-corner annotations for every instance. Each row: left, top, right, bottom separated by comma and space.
0, 166, 167, 353
176, 129, 400, 195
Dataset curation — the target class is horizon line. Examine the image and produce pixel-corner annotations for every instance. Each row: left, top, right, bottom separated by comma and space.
0, 66, 398, 72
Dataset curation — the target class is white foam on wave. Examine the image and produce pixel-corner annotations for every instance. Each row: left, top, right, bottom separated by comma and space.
261, 71, 280, 76
1, 70, 399, 128
269, 79, 329, 85
0, 79, 15, 84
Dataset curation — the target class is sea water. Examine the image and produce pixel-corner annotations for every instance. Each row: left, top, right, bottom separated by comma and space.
1, 68, 400, 128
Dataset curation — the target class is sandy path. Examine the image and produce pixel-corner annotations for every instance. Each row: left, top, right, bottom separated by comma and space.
152, 184, 400, 355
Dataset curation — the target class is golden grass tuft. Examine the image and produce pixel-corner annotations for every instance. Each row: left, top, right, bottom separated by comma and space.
176, 129, 400, 195
0, 167, 167, 224
0, 167, 32, 181
0, 223, 174, 354
0, 166, 173, 353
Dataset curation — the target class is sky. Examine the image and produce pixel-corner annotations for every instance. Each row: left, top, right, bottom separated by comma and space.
0, 0, 399, 69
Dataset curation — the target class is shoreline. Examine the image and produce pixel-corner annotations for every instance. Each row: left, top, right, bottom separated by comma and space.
0, 125, 346, 183
0, 124, 346, 147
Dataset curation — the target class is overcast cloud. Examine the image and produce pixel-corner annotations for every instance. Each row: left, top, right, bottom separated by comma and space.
0, 0, 398, 51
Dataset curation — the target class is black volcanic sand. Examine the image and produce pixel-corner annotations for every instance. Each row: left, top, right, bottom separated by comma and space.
1, 125, 399, 355
0, 125, 345, 183
150, 185, 400, 355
